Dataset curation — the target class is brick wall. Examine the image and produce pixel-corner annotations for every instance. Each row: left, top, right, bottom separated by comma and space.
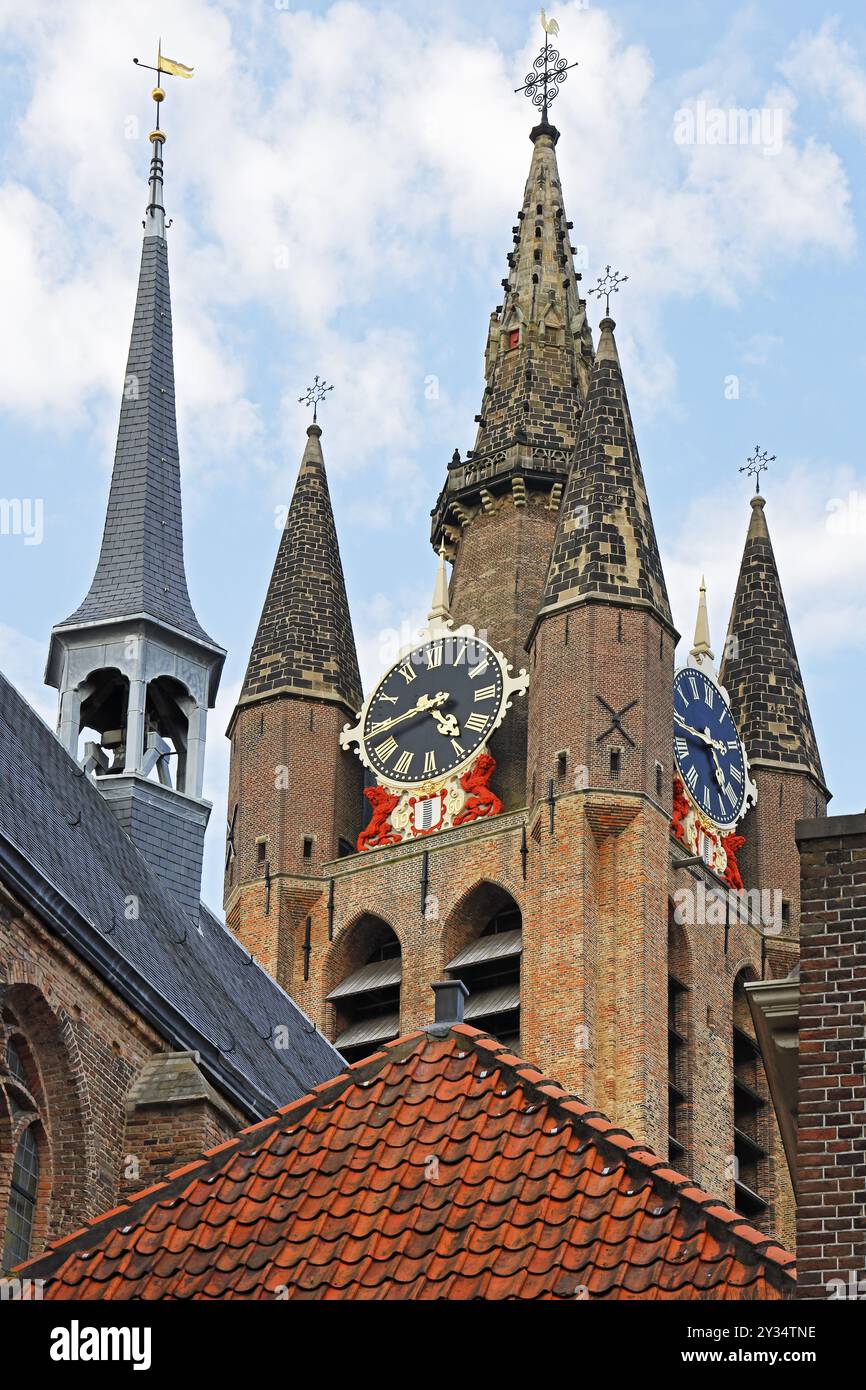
0, 881, 242, 1264
796, 812, 866, 1299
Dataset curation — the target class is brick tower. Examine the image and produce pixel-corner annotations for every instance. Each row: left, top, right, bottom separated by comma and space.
523, 312, 679, 1144
431, 113, 594, 806
719, 493, 830, 956
224, 422, 364, 978
45, 125, 225, 920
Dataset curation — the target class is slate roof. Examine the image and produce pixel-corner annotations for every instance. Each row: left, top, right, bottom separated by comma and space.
23, 1025, 795, 1300
0, 671, 343, 1119
537, 317, 673, 630
56, 233, 216, 650
237, 424, 362, 714
719, 495, 826, 789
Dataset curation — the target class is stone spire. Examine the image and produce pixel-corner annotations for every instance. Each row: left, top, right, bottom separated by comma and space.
238, 424, 362, 715
431, 120, 594, 556
49, 131, 217, 658
719, 495, 825, 788
535, 316, 673, 630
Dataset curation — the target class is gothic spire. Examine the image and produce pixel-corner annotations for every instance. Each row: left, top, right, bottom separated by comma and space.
690, 577, 714, 663
535, 315, 673, 630
719, 494, 826, 789
238, 424, 362, 714
50, 126, 218, 658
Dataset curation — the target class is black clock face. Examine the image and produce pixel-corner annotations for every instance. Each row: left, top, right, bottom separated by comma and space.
362, 635, 505, 786
673, 667, 748, 828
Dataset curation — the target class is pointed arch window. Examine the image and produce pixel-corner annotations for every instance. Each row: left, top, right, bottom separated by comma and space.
3, 1125, 40, 1270
733, 971, 769, 1219
667, 910, 691, 1171
328, 919, 401, 1063
445, 889, 522, 1048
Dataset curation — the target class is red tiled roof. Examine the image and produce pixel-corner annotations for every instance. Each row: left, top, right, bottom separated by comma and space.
22, 1026, 795, 1300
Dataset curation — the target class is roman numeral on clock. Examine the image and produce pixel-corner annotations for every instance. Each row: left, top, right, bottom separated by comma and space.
730, 764, 743, 783
398, 662, 416, 684
704, 682, 714, 707
724, 782, 738, 806
701, 787, 712, 813
465, 712, 487, 732
474, 685, 496, 702
688, 675, 699, 700
423, 750, 437, 775
375, 736, 398, 762
685, 765, 698, 791
425, 643, 443, 669
451, 739, 465, 758
675, 737, 689, 759
394, 750, 414, 776
469, 659, 489, 680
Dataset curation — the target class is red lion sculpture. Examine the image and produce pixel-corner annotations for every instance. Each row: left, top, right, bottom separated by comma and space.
720, 833, 746, 891
357, 785, 402, 852
452, 753, 503, 827
671, 775, 691, 843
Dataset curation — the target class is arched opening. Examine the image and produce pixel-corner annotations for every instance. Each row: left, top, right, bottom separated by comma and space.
443, 883, 522, 1048
327, 917, 402, 1064
733, 968, 769, 1220
77, 668, 130, 772
143, 675, 193, 793
667, 904, 691, 1171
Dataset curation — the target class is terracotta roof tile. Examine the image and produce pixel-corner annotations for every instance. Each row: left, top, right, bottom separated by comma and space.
20, 1026, 794, 1301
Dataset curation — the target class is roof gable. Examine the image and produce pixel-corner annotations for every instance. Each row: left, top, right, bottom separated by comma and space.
23, 1025, 795, 1300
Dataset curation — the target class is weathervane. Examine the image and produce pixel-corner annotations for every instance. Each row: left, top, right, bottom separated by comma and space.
299, 375, 334, 424
132, 39, 194, 133
740, 446, 775, 494
589, 265, 629, 316
515, 11, 578, 123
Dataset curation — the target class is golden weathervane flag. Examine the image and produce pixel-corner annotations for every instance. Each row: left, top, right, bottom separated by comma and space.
158, 52, 194, 79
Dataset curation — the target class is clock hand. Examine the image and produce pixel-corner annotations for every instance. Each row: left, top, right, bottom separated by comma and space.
431, 709, 460, 737
706, 734, 726, 790
675, 715, 726, 753
368, 691, 449, 736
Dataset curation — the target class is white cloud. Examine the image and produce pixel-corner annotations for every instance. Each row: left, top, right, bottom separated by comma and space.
782, 18, 866, 137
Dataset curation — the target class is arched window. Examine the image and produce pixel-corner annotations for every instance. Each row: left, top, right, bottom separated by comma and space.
667, 910, 691, 1171
2, 1125, 40, 1270
327, 918, 401, 1064
444, 885, 522, 1048
733, 970, 769, 1219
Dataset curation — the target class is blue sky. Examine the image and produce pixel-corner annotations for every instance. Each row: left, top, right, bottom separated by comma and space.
1, 0, 864, 913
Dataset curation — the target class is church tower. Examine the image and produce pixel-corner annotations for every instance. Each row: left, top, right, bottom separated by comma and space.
45, 112, 224, 921
523, 311, 678, 1144
431, 110, 594, 806
720, 490, 830, 956
224, 419, 364, 978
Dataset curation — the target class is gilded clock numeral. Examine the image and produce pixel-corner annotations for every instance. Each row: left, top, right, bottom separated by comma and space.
701, 787, 712, 812
704, 682, 714, 708
453, 641, 467, 664
685, 765, 698, 791
688, 675, 699, 700
724, 782, 738, 806
465, 712, 487, 732
469, 659, 490, 680
727, 739, 739, 751
376, 693, 398, 706
425, 643, 443, 669
451, 739, 465, 758
730, 764, 743, 783
675, 737, 689, 759
375, 736, 398, 761
423, 750, 438, 775
394, 750, 414, 776
474, 685, 497, 702
398, 662, 416, 684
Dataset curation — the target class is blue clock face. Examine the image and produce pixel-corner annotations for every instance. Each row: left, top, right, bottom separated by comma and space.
673, 667, 747, 828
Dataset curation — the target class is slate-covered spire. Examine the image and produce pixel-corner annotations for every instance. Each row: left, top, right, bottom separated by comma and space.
52, 129, 216, 653
239, 423, 362, 714
536, 316, 673, 629
720, 494, 825, 787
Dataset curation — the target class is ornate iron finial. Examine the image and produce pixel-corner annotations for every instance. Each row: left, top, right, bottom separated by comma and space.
515, 13, 578, 122
740, 445, 776, 494
299, 375, 334, 424
589, 265, 629, 316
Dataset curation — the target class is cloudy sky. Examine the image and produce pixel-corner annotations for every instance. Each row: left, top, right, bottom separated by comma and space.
1, 0, 864, 913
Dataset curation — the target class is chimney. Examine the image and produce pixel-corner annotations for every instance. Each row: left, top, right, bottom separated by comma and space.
431, 979, 469, 1025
